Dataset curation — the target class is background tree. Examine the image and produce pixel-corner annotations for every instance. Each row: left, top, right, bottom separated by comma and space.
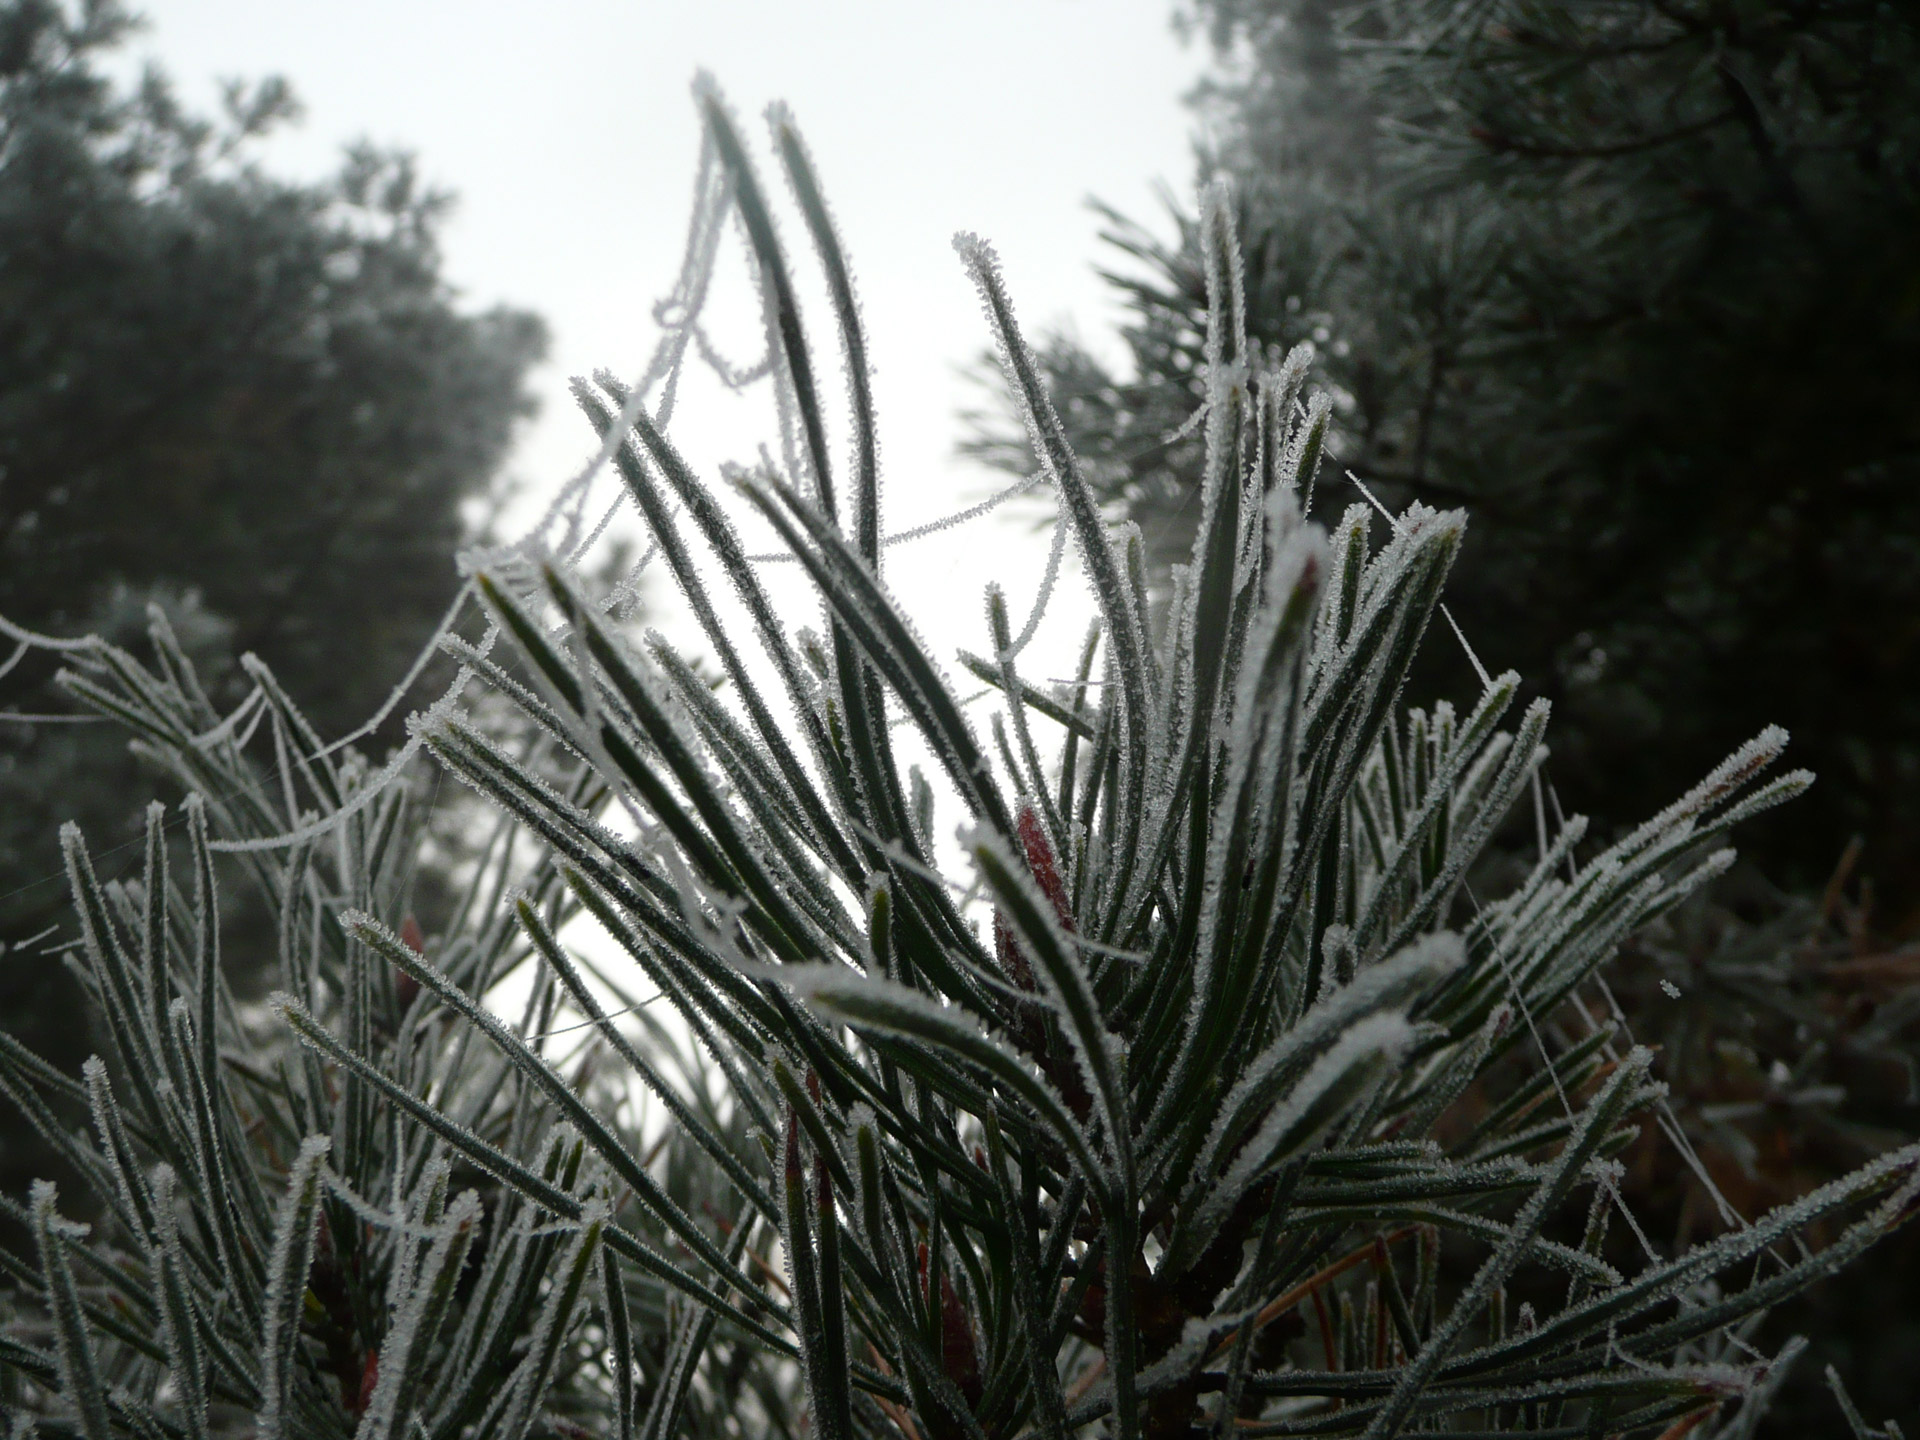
0, 0, 546, 1195
969, 0, 1920, 920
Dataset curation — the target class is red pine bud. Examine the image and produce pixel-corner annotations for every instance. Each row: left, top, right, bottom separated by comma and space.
1015, 803, 1073, 932
355, 1350, 379, 1414
994, 908, 1037, 991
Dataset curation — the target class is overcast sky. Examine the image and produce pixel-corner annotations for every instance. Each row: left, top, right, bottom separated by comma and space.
125, 0, 1214, 724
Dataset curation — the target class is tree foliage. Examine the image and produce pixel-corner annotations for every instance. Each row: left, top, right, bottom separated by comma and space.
966, 0, 1920, 910
0, 0, 546, 1191
0, 613, 781, 1437
0, 0, 546, 909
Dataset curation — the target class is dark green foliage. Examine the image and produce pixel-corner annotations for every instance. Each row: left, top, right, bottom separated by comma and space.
0, 613, 785, 1437
1601, 862, 1920, 1429
0, 0, 545, 1195
966, 0, 1920, 908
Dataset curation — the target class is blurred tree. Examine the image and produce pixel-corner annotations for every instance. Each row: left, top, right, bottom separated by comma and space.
968, 0, 1920, 916
0, 0, 545, 1191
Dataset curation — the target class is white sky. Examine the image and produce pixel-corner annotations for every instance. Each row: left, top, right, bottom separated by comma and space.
128, 1, 1213, 687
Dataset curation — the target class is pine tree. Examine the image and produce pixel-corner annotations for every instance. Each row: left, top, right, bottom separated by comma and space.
0, 0, 546, 1196
968, 0, 1920, 912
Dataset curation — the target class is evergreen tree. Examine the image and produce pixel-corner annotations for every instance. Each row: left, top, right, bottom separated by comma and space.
0, 0, 545, 1194
969, 0, 1920, 914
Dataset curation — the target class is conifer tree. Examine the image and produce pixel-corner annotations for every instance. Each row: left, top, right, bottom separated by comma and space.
969, 0, 1920, 909
0, 0, 546, 1194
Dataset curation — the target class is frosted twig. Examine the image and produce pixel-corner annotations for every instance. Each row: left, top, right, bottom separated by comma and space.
1008, 510, 1070, 659
0, 613, 102, 652
567, 490, 631, 567
310, 583, 482, 760
187, 686, 264, 752
743, 470, 1050, 563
